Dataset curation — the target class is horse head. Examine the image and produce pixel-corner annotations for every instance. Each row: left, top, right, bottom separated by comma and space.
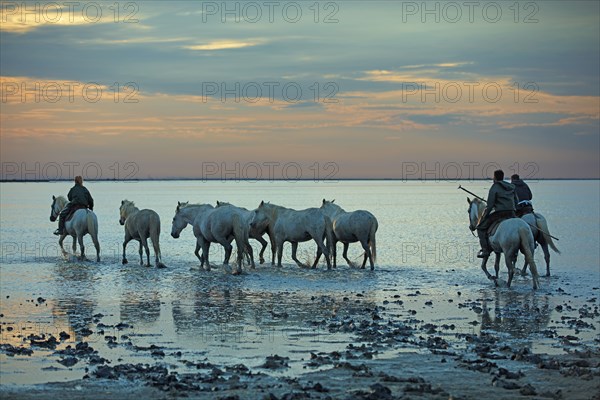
250, 200, 272, 230
321, 198, 342, 217
50, 195, 66, 222
119, 199, 135, 225
467, 197, 485, 232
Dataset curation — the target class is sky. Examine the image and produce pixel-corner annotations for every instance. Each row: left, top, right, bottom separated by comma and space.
1, 1, 599, 180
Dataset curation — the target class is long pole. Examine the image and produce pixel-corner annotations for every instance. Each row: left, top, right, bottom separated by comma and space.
457, 184, 559, 241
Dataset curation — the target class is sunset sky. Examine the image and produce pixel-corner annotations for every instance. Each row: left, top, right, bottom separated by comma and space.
1, 1, 599, 179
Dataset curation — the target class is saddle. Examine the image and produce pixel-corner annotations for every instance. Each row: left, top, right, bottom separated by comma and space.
486, 219, 503, 237
486, 215, 516, 237
516, 205, 534, 218
65, 204, 88, 221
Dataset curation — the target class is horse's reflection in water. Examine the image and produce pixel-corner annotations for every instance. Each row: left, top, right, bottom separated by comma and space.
479, 289, 551, 343
51, 263, 98, 341
120, 291, 161, 326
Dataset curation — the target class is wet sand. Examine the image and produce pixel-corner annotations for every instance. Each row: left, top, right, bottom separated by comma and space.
1, 264, 599, 400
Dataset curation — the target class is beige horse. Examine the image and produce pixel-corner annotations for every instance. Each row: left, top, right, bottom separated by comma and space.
519, 212, 560, 277
319, 199, 378, 270
50, 195, 100, 262
250, 201, 333, 269
119, 200, 165, 268
216, 201, 271, 264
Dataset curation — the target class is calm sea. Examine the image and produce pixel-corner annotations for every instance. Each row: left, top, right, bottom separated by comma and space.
1, 180, 598, 384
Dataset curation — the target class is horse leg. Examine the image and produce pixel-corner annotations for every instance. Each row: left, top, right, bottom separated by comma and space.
505, 250, 517, 288
312, 247, 322, 269
521, 257, 529, 276
269, 232, 277, 266
493, 253, 501, 279
122, 233, 132, 264
201, 241, 211, 271
246, 242, 256, 269
359, 239, 371, 270
72, 235, 77, 254
332, 240, 337, 269
276, 239, 284, 268
140, 236, 151, 267
342, 242, 354, 267
219, 238, 233, 266
316, 237, 331, 270
78, 234, 87, 261
194, 238, 204, 267
92, 233, 100, 262
58, 235, 68, 258
541, 242, 551, 277
480, 256, 495, 284
152, 238, 166, 269
137, 242, 143, 265
291, 242, 306, 268
256, 236, 267, 264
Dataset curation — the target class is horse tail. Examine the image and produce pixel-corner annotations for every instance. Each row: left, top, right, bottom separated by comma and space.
86, 210, 98, 240
325, 216, 334, 256
150, 213, 163, 265
536, 216, 560, 254
369, 218, 378, 263
519, 226, 539, 289
233, 213, 251, 261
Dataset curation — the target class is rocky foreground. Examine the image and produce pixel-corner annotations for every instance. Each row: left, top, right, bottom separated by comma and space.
1, 285, 599, 400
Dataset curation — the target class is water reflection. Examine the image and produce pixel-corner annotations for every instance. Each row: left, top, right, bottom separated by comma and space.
479, 289, 551, 342
51, 262, 98, 341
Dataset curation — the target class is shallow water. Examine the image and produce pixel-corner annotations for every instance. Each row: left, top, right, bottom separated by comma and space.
1, 180, 598, 385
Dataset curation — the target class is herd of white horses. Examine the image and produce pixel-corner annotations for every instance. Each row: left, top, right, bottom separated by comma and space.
49, 195, 559, 290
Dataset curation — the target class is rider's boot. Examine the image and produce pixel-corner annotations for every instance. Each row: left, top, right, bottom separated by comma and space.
54, 216, 65, 236
477, 232, 490, 258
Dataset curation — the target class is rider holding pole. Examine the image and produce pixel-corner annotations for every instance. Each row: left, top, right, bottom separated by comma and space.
476, 170, 518, 258
54, 176, 94, 235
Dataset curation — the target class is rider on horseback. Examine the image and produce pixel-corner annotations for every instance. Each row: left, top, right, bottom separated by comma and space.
476, 170, 519, 258
511, 174, 534, 217
54, 176, 94, 235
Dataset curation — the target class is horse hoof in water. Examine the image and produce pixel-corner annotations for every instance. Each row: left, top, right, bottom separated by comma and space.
259, 258, 265, 264
122, 258, 128, 265
157, 263, 167, 269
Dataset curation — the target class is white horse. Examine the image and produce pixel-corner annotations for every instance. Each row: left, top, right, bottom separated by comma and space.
119, 200, 165, 268
50, 195, 100, 262
319, 199, 378, 270
171, 201, 253, 274
216, 201, 272, 264
519, 212, 560, 277
171, 202, 214, 268
467, 197, 540, 290
250, 201, 333, 269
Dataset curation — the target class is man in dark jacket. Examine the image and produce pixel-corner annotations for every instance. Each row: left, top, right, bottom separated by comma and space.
54, 176, 94, 235
476, 170, 518, 258
511, 174, 533, 216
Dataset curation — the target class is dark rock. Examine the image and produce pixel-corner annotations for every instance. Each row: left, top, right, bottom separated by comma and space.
261, 355, 290, 369
58, 357, 78, 367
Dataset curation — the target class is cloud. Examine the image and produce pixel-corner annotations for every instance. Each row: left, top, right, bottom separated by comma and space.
0, 3, 135, 33
183, 39, 264, 51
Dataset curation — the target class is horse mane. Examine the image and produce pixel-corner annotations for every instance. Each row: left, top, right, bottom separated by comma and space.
120, 199, 138, 215
322, 199, 344, 212
53, 195, 68, 210
177, 202, 212, 213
